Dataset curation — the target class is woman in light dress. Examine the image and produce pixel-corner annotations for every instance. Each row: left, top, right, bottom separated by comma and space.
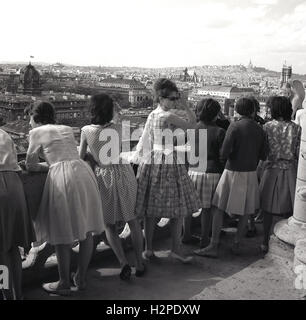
26, 101, 104, 295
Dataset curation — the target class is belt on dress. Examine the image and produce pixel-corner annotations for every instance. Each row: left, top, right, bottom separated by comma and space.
153, 144, 174, 156
49, 159, 80, 168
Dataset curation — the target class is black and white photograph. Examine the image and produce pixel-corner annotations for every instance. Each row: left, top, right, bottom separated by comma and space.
1, 0, 306, 307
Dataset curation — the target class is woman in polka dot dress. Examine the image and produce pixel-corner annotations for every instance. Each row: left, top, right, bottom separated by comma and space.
80, 94, 145, 279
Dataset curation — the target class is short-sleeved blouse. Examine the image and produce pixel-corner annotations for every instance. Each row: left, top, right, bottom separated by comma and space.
26, 124, 80, 167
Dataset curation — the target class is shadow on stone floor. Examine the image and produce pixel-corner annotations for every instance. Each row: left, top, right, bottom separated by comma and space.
23, 225, 266, 300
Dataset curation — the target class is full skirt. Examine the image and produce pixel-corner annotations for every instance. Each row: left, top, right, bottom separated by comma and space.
34, 160, 105, 245
136, 151, 201, 218
212, 169, 259, 216
95, 164, 138, 225
0, 171, 36, 252
188, 170, 221, 209
259, 166, 297, 217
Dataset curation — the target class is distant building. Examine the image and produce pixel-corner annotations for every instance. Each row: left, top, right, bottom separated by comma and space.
247, 59, 254, 72
99, 78, 145, 90
188, 91, 235, 116
189, 85, 256, 117
280, 63, 292, 87
249, 81, 260, 89
128, 89, 153, 108
181, 68, 199, 83
0, 93, 90, 127
0, 73, 20, 93
196, 85, 256, 100
0, 95, 33, 122
50, 97, 90, 127
18, 63, 42, 96
97, 78, 152, 108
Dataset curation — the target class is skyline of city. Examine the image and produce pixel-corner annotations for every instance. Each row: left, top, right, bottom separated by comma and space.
0, 59, 304, 76
1, 0, 306, 73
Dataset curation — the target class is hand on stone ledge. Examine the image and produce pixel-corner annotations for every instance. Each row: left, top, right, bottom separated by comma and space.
18, 160, 27, 171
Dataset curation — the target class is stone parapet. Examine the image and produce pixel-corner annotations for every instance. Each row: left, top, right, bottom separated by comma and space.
274, 105, 306, 271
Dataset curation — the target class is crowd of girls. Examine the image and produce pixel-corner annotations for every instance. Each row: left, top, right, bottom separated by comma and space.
0, 78, 301, 299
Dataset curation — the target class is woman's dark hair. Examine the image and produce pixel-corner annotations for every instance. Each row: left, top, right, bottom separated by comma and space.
199, 98, 221, 123
247, 96, 260, 113
153, 78, 178, 103
195, 98, 207, 121
90, 93, 114, 125
235, 97, 255, 117
268, 96, 293, 121
29, 101, 56, 124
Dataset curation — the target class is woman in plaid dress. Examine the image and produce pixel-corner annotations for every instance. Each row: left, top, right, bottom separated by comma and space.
134, 78, 201, 263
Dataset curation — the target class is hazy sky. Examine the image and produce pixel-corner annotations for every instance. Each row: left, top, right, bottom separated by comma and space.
1, 0, 306, 73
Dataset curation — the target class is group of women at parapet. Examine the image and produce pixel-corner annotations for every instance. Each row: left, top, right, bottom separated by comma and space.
0, 78, 303, 299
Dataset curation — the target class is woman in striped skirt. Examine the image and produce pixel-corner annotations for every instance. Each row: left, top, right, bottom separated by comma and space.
195, 97, 268, 257
182, 98, 226, 249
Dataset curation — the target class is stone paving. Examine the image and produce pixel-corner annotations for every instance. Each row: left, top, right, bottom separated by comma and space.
22, 224, 303, 300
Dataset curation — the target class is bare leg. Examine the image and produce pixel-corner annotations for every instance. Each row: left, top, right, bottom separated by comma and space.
231, 214, 249, 255
234, 214, 249, 244
144, 217, 156, 253
200, 208, 211, 247
263, 211, 273, 246
246, 214, 257, 238
170, 217, 183, 255
8, 247, 23, 299
54, 244, 71, 288
105, 224, 128, 267
169, 217, 193, 263
128, 219, 144, 270
249, 215, 255, 231
194, 206, 224, 257
75, 233, 94, 288
182, 215, 192, 241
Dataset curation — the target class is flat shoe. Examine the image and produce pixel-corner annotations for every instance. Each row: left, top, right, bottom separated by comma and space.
246, 228, 257, 238
194, 248, 217, 258
182, 235, 200, 245
199, 238, 210, 249
42, 282, 71, 296
135, 264, 146, 277
260, 244, 269, 254
70, 272, 86, 291
120, 264, 131, 280
169, 252, 193, 264
142, 250, 155, 260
